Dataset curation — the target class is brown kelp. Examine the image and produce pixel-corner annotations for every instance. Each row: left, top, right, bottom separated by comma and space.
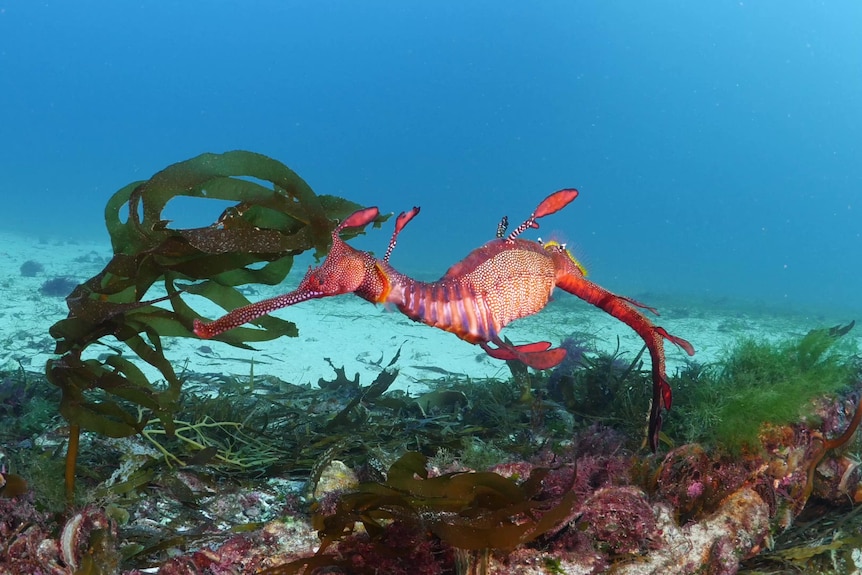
45, 151, 385, 501
264, 451, 579, 574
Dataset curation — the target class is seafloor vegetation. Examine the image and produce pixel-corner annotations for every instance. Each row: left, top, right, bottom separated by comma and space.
1, 152, 861, 574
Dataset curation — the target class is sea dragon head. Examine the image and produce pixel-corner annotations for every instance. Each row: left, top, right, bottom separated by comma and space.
543, 240, 588, 279
295, 207, 380, 297
193, 207, 380, 339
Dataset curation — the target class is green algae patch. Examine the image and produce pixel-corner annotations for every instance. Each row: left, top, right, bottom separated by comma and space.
667, 322, 859, 453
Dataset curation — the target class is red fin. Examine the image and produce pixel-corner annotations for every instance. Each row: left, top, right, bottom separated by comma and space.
395, 207, 420, 234
337, 206, 379, 231
533, 189, 579, 218
480, 340, 566, 369
384, 206, 421, 263
480, 342, 519, 361
506, 189, 578, 241
618, 295, 659, 316
660, 378, 672, 410
506, 341, 552, 353
656, 327, 696, 356
524, 348, 567, 369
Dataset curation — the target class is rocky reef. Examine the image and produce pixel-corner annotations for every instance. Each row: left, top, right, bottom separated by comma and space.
2, 346, 861, 573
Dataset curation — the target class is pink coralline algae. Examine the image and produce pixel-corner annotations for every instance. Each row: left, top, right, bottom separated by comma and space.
577, 486, 659, 556
686, 481, 705, 499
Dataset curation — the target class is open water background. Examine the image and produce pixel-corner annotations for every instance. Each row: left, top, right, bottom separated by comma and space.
2, 2, 860, 315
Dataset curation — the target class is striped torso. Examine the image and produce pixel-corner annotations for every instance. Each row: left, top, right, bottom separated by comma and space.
380, 239, 557, 344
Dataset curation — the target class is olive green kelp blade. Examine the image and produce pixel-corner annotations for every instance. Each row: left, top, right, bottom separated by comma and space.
47, 150, 386, 438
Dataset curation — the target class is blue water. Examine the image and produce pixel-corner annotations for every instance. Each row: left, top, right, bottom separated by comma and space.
2, 2, 860, 315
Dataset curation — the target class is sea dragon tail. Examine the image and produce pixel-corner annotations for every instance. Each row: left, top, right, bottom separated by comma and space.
555, 274, 695, 450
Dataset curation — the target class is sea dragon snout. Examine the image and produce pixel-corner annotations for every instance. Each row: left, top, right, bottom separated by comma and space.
193, 189, 694, 450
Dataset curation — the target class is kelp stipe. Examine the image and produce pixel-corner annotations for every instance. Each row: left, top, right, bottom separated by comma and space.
45, 151, 385, 502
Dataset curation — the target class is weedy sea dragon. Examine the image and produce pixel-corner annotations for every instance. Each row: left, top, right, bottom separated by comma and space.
194, 189, 695, 449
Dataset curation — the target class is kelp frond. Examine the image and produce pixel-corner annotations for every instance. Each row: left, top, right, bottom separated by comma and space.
45, 151, 387, 499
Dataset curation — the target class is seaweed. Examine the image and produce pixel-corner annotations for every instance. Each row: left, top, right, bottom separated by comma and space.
44, 151, 386, 500
666, 322, 860, 453
39, 276, 78, 297
538, 322, 861, 455
0, 366, 60, 443
19, 259, 44, 277
267, 452, 578, 574
544, 340, 653, 446
741, 503, 862, 573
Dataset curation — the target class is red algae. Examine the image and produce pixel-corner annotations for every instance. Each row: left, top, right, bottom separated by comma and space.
578, 486, 659, 556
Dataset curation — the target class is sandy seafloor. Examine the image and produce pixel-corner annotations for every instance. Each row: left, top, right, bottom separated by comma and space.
2, 229, 858, 394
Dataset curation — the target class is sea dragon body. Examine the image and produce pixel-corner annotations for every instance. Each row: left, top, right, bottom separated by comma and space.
194, 189, 694, 449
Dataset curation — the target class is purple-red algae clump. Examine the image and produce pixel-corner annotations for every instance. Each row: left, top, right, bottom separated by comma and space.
158, 535, 258, 575
654, 444, 751, 524
331, 520, 454, 575
0, 492, 53, 572
578, 485, 659, 556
